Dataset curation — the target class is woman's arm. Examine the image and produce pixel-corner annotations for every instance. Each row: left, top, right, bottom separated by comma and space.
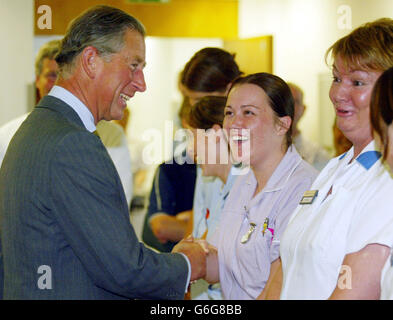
205, 244, 220, 284
195, 240, 220, 284
150, 214, 188, 243
257, 258, 283, 300
329, 243, 390, 300
176, 210, 194, 238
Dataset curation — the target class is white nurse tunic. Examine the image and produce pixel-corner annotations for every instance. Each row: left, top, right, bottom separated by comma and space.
280, 141, 393, 300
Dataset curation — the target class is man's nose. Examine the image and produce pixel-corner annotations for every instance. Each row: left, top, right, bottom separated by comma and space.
133, 69, 146, 92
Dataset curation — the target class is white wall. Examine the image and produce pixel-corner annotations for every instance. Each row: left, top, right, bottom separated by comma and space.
239, 0, 393, 152
0, 0, 34, 126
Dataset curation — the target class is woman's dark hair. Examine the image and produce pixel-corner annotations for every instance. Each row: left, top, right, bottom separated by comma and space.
178, 97, 192, 121
186, 96, 227, 129
370, 66, 393, 160
228, 72, 294, 147
181, 47, 242, 93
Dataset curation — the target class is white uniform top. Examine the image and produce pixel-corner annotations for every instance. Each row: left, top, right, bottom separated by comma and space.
280, 141, 393, 300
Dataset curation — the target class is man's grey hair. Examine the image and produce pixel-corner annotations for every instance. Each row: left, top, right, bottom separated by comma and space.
35, 39, 61, 77
55, 5, 145, 77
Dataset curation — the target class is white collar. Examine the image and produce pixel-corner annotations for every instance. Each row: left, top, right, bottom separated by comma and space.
48, 85, 96, 132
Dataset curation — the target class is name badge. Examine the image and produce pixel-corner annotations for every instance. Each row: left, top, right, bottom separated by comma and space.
299, 190, 318, 205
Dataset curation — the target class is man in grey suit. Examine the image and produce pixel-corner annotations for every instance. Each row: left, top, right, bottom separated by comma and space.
0, 5, 206, 299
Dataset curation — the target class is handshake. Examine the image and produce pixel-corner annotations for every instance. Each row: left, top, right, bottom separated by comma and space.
172, 236, 219, 283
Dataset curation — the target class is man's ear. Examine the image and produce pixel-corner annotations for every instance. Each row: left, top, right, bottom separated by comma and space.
80, 46, 100, 79
276, 116, 292, 136
35, 75, 40, 88
301, 104, 307, 117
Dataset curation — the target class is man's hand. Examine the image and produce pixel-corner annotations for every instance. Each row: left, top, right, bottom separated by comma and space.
172, 237, 207, 281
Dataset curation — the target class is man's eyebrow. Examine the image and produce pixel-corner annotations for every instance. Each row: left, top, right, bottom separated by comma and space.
135, 56, 146, 68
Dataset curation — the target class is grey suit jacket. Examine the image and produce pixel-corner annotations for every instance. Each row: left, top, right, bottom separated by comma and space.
0, 96, 188, 299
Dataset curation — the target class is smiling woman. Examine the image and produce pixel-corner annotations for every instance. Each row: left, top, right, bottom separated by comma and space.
224, 73, 294, 172
198, 72, 318, 300
329, 56, 382, 158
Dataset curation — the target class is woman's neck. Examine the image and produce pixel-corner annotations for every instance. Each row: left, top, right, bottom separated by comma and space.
351, 137, 373, 161
252, 147, 287, 197
216, 159, 232, 184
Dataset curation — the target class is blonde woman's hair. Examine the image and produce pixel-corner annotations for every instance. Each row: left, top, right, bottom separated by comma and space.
325, 18, 393, 71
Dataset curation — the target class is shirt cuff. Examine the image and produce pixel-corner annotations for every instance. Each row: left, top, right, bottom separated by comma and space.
179, 253, 191, 293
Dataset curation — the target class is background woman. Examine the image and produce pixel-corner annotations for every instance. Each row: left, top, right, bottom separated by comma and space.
143, 47, 242, 251
179, 47, 242, 106
201, 73, 318, 299
185, 95, 241, 299
185, 96, 237, 241
369, 67, 393, 300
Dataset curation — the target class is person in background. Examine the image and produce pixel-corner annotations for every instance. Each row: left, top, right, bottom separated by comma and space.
114, 106, 130, 132
288, 82, 330, 171
0, 39, 60, 166
181, 46, 243, 245
0, 40, 134, 209
184, 96, 239, 300
186, 96, 236, 243
96, 119, 134, 208
146, 47, 243, 252
265, 18, 393, 300
0, 5, 206, 299
200, 73, 318, 300
142, 98, 197, 252
369, 66, 393, 299
179, 47, 242, 106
